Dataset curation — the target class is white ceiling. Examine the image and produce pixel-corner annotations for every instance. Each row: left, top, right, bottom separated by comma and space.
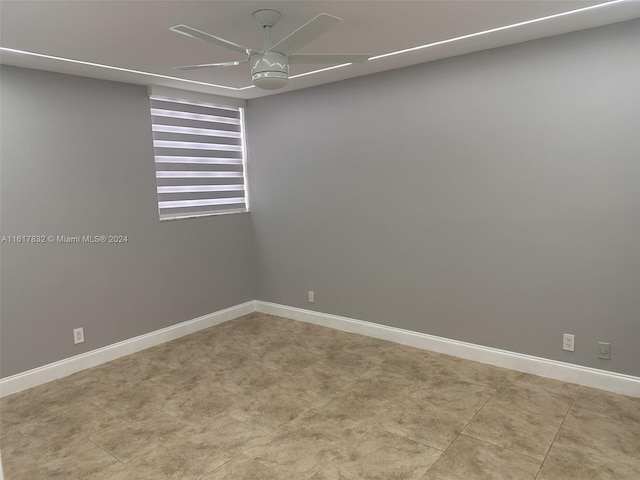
1, 1, 639, 100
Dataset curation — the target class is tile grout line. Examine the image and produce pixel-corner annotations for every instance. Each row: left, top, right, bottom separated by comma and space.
433, 378, 554, 467
532, 385, 582, 480
454, 383, 496, 438
28, 396, 121, 465
86, 436, 123, 466
456, 395, 565, 466
303, 458, 336, 479
199, 454, 237, 478
458, 432, 549, 464
422, 383, 497, 476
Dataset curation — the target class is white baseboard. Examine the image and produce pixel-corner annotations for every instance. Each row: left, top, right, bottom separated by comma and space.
0, 301, 256, 397
3, 299, 638, 399
256, 301, 640, 398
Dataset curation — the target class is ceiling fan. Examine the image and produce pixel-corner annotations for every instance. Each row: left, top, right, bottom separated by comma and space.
170, 9, 371, 90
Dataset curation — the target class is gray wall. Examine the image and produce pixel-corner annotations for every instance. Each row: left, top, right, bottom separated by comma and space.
0, 67, 257, 377
247, 20, 640, 376
1, 20, 638, 379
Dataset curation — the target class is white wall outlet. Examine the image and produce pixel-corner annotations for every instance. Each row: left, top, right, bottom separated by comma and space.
308, 290, 315, 303
563, 333, 575, 352
73, 327, 85, 344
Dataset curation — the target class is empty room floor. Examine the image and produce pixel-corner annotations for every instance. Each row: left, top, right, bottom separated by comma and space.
1, 313, 639, 479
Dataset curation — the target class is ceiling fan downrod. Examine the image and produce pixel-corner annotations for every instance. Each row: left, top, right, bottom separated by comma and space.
251, 10, 289, 89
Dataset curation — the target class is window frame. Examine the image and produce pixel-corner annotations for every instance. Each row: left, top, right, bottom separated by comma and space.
148, 87, 249, 221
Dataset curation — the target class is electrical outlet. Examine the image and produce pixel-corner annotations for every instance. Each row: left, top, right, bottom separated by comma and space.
308, 290, 315, 303
563, 333, 575, 352
73, 327, 85, 344
598, 342, 610, 360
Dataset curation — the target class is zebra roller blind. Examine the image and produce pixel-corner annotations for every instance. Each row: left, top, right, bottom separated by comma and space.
150, 95, 248, 220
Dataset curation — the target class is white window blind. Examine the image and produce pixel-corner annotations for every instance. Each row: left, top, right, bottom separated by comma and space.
150, 95, 248, 220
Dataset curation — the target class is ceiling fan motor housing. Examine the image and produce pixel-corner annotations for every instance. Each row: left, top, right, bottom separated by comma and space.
251, 51, 289, 89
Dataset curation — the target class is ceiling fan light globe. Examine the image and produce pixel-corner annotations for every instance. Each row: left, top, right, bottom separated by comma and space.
252, 71, 289, 90
250, 51, 289, 89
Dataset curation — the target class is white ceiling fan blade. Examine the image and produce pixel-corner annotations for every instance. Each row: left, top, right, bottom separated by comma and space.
270, 14, 342, 55
174, 60, 248, 70
170, 25, 253, 55
288, 54, 370, 64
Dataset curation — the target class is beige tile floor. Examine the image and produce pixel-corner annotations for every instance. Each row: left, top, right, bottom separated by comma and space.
1, 313, 639, 479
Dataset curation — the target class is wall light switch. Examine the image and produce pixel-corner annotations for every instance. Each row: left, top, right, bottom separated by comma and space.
598, 342, 610, 360
73, 327, 85, 344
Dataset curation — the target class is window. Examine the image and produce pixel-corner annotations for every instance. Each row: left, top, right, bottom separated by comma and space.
149, 92, 248, 220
